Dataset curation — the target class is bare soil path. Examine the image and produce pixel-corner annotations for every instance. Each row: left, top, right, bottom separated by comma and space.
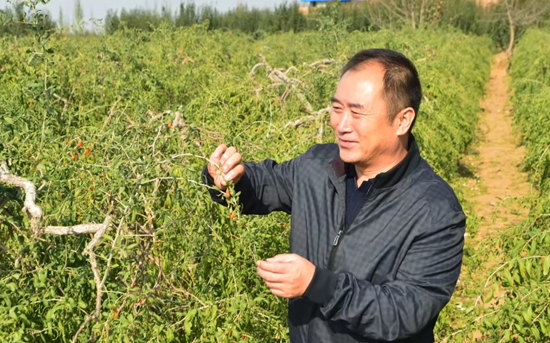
455, 52, 532, 341
468, 52, 531, 242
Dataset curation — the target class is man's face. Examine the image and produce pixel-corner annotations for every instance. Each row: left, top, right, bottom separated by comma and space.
330, 63, 400, 170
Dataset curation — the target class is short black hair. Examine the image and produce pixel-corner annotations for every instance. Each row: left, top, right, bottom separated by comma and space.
341, 49, 422, 131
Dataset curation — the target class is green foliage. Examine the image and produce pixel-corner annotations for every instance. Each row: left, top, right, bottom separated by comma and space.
0, 1, 56, 37
0, 24, 491, 342
476, 28, 550, 342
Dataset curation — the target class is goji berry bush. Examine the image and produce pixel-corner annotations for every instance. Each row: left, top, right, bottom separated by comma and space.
0, 22, 492, 342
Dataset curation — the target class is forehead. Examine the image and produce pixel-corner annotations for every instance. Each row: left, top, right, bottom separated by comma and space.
334, 62, 385, 101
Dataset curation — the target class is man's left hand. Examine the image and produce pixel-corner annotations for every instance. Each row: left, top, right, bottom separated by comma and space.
256, 254, 315, 298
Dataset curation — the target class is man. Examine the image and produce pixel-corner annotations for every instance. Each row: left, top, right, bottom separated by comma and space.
202, 49, 465, 342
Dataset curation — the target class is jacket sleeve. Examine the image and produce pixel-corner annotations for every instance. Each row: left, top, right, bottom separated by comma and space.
303, 210, 465, 341
201, 156, 301, 215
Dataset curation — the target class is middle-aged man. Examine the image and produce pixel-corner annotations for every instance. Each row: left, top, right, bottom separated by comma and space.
202, 49, 465, 343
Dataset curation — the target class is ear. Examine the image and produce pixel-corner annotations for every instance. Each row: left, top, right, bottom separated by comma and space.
394, 107, 415, 136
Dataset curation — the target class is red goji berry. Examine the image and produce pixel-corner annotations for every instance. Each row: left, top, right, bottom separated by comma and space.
72, 154, 77, 161
225, 189, 230, 198
167, 121, 172, 129
77, 140, 83, 147
85, 148, 91, 155
228, 331, 232, 337
230, 212, 236, 220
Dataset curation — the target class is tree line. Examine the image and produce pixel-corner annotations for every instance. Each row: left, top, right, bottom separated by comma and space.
1, 0, 549, 51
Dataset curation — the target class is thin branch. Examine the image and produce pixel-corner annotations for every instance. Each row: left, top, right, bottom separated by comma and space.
100, 98, 122, 134
283, 106, 331, 129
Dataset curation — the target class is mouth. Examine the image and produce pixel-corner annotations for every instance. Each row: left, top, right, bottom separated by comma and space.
338, 138, 357, 148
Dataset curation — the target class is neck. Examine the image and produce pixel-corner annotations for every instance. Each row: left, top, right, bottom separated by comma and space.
355, 135, 409, 184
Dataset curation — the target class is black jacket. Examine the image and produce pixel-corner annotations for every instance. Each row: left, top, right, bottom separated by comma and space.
203, 136, 465, 342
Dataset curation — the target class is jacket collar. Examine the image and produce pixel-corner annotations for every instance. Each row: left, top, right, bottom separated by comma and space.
327, 134, 421, 192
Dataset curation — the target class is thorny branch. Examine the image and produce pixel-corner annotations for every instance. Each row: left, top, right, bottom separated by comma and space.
249, 55, 335, 140
0, 161, 115, 342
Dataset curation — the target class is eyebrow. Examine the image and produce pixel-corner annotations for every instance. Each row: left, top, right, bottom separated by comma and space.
330, 97, 364, 110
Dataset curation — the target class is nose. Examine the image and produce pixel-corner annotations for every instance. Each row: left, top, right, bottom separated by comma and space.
337, 110, 353, 134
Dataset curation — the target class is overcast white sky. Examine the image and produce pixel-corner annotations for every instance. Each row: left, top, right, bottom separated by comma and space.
1, 0, 301, 25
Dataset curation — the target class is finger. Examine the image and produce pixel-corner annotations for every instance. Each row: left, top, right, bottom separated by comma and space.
208, 145, 227, 177
268, 288, 289, 298
257, 268, 288, 284
220, 146, 237, 166
212, 144, 227, 161
265, 254, 298, 263
256, 260, 288, 274
210, 144, 227, 166
264, 281, 286, 290
221, 152, 242, 173
225, 163, 245, 184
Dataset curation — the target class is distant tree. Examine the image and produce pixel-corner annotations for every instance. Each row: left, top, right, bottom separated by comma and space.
74, 0, 84, 33
104, 9, 120, 34
58, 7, 64, 29
502, 0, 550, 55
175, 3, 197, 27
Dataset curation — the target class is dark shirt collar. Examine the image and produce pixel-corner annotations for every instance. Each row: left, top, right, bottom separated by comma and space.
330, 134, 421, 190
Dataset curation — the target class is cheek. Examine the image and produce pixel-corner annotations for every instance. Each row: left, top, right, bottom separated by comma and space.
330, 114, 339, 130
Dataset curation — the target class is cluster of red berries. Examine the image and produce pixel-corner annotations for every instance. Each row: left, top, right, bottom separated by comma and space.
67, 139, 91, 161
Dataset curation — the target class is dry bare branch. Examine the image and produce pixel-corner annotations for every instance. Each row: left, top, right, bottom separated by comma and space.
283, 106, 331, 129
309, 59, 337, 68
72, 216, 112, 343
44, 223, 110, 235
0, 162, 43, 232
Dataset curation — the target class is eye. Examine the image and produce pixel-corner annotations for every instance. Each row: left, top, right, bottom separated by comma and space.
331, 105, 343, 113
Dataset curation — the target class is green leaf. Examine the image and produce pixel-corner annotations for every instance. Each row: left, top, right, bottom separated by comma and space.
543, 255, 550, 276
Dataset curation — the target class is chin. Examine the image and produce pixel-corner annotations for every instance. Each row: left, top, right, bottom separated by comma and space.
338, 150, 359, 164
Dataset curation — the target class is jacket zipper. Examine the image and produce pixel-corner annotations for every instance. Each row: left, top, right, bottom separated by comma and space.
327, 180, 375, 270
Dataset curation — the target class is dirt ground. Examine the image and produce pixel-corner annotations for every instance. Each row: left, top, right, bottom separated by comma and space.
459, 52, 531, 341
469, 52, 531, 242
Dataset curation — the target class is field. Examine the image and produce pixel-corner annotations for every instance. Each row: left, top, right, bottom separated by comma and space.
1, 15, 547, 343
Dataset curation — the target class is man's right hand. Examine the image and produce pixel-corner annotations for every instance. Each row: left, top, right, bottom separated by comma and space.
207, 144, 245, 190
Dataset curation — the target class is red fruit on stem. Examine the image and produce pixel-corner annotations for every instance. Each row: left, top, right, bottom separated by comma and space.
225, 189, 231, 198
72, 154, 77, 161
230, 212, 236, 220
85, 148, 91, 155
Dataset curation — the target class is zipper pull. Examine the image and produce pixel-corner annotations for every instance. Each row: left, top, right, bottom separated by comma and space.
333, 230, 343, 246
